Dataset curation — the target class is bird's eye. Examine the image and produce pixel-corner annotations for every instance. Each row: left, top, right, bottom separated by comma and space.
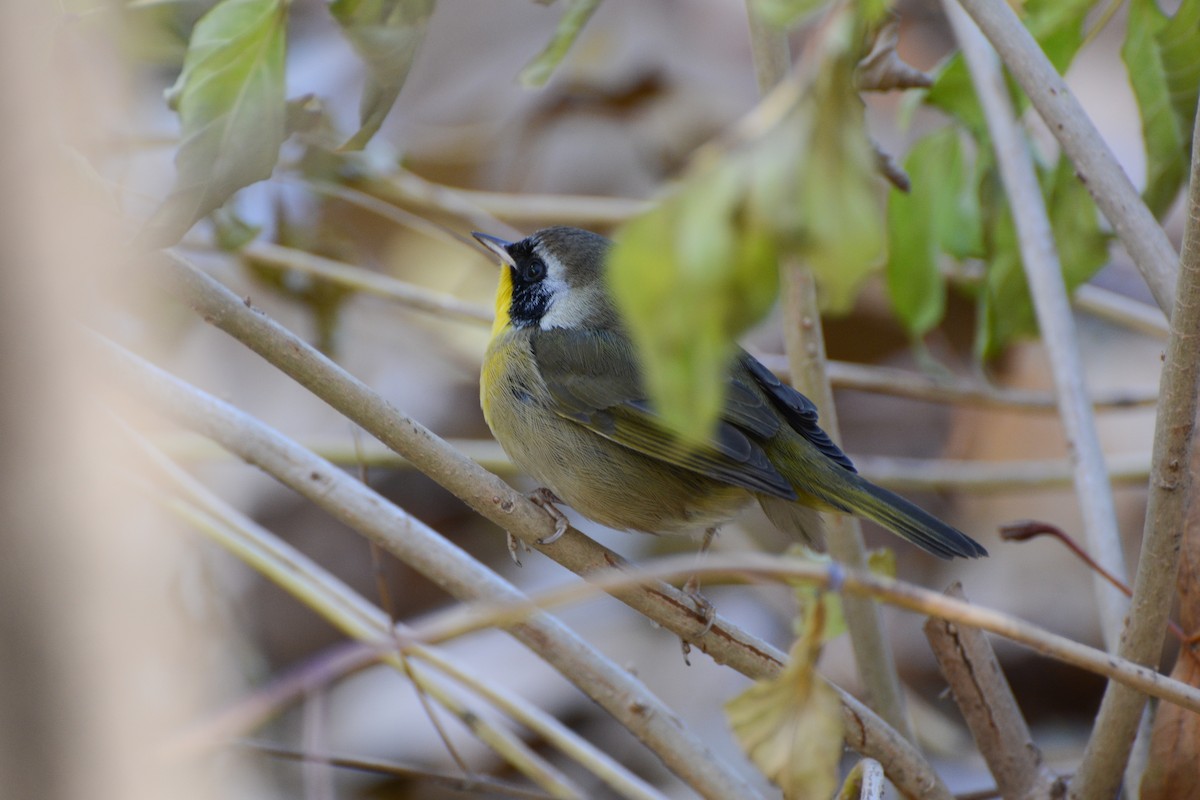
522, 258, 547, 282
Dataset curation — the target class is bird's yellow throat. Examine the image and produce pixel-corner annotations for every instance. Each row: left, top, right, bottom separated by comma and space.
491, 264, 513, 337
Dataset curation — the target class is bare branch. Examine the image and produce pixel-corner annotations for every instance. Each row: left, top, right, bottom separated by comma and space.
944, 0, 1129, 651
954, 0, 1179, 316
239, 241, 492, 325
1070, 89, 1200, 800
924, 583, 1064, 800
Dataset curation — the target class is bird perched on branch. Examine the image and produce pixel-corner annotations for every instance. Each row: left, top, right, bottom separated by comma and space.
475, 226, 987, 562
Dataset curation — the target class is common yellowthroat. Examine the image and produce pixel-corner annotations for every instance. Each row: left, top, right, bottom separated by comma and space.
475, 226, 986, 560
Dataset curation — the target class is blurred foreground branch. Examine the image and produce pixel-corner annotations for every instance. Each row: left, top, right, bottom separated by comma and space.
108, 337, 760, 800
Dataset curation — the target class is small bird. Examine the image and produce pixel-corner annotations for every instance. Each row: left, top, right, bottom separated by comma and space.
474, 226, 987, 561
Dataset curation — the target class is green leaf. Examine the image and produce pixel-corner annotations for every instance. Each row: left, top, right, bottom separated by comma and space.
329, 0, 435, 150
147, 0, 289, 246
518, 0, 602, 88
886, 127, 982, 337
607, 5, 880, 440
975, 156, 1108, 358
1123, 0, 1200, 217
726, 594, 843, 799
794, 25, 885, 311
608, 160, 779, 441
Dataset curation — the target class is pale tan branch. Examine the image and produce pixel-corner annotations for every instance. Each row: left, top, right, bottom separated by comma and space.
924, 583, 1063, 800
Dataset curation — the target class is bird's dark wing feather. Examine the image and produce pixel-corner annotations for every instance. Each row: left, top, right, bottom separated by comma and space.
532, 329, 797, 499
737, 350, 857, 474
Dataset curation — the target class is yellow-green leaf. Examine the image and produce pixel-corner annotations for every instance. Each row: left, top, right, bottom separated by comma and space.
727, 595, 843, 799
330, 0, 435, 150
147, 0, 288, 246
608, 159, 779, 441
886, 127, 981, 337
518, 0, 601, 88
796, 29, 885, 312
1123, 0, 1200, 217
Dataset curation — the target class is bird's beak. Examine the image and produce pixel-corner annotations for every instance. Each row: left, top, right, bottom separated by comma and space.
472, 232, 516, 267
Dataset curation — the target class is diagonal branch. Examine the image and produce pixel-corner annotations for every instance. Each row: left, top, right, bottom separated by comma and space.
1070, 89, 1200, 800
943, 0, 1130, 653
106, 337, 760, 800
954, 0, 1179, 316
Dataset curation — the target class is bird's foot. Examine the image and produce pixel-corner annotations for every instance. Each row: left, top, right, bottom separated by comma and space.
528, 487, 569, 545
679, 528, 720, 664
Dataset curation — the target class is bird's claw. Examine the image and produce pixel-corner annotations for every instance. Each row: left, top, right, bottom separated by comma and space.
528, 488, 569, 545
506, 532, 530, 567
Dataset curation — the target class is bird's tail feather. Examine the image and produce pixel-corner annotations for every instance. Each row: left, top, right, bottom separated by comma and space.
841, 474, 987, 559
759, 469, 987, 560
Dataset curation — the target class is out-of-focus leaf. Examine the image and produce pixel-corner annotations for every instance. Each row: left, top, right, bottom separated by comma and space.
749, 0, 830, 29
976, 156, 1107, 358
212, 207, 261, 251
146, 0, 288, 246
1123, 0, 1200, 217
866, 547, 896, 578
608, 159, 779, 441
786, 546, 847, 643
608, 5, 879, 440
788, 545, 895, 645
330, 0, 435, 150
796, 21, 885, 312
518, 0, 601, 88
1046, 152, 1110, 288
886, 127, 981, 337
727, 593, 842, 799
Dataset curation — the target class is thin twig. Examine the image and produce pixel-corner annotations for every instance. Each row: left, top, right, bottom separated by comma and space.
240, 740, 556, 800
126, 424, 678, 800
1070, 91, 1200, 800
955, 0, 1178, 316
746, 1, 914, 742
923, 583, 1063, 799
944, 0, 1129, 651
153, 251, 953, 799
398, 553, 1200, 715
759, 355, 1160, 412
239, 241, 492, 325
164, 495, 587, 800
156, 432, 1153, 491
1001, 521, 1193, 646
108, 346, 760, 800
369, 169, 649, 228
1072, 284, 1170, 339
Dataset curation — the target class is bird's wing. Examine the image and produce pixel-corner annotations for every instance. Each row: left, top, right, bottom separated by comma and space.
531, 328, 797, 499
734, 350, 858, 474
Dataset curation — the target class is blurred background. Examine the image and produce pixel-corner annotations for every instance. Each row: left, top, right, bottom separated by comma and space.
5, 0, 1181, 797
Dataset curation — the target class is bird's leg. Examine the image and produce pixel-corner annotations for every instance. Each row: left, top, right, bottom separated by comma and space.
680, 528, 719, 664
528, 487, 569, 545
